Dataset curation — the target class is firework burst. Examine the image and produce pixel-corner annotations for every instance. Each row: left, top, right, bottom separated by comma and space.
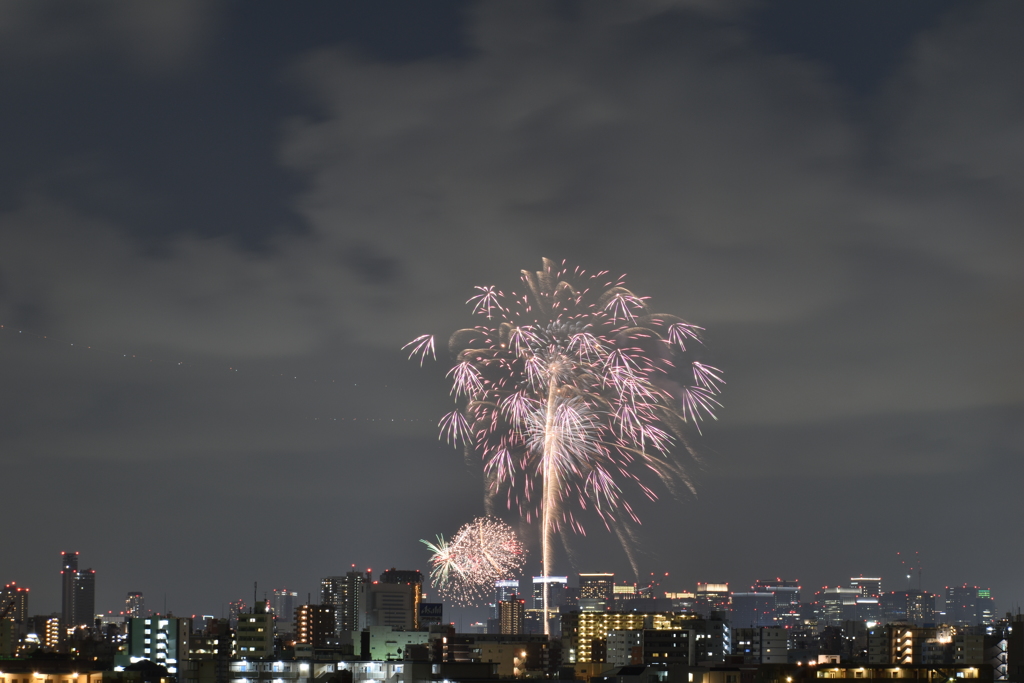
421, 516, 526, 606
409, 258, 722, 632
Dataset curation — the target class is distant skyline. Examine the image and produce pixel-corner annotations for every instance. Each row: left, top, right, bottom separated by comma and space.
1, 1, 1021, 621
11, 549, 1003, 623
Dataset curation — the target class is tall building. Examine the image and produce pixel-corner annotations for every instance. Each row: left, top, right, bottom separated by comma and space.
295, 603, 336, 647
125, 592, 145, 619
751, 579, 801, 625
322, 570, 370, 633
60, 552, 95, 629
0, 582, 29, 623
494, 580, 520, 619
694, 583, 730, 616
532, 576, 567, 611
499, 595, 525, 635
271, 588, 297, 634
730, 593, 775, 628
945, 585, 995, 626
532, 576, 567, 636
61, 551, 78, 627
816, 587, 862, 626
74, 568, 95, 627
363, 580, 418, 631
851, 577, 882, 598
578, 573, 615, 612
379, 569, 423, 629
881, 589, 936, 625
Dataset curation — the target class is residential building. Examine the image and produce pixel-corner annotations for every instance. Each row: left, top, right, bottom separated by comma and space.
295, 604, 335, 647
125, 592, 145, 620
60, 552, 96, 629
499, 595, 525, 635
0, 582, 29, 623
322, 570, 370, 634
236, 602, 274, 658
123, 615, 191, 673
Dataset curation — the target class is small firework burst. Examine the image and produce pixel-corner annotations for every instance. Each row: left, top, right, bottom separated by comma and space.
422, 516, 526, 606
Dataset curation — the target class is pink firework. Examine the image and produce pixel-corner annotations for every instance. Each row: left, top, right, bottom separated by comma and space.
408, 258, 722, 633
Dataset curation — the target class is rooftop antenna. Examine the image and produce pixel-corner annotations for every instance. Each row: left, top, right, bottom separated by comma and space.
254, 582, 257, 610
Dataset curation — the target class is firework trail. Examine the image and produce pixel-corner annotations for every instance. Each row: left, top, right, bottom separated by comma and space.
409, 258, 722, 633
421, 516, 526, 606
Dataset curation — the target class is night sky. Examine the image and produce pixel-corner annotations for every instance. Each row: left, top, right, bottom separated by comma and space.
2, 1, 1021, 624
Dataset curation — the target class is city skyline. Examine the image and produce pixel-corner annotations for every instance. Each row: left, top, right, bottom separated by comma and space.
2, 549, 1007, 626
1, 1, 1021, 626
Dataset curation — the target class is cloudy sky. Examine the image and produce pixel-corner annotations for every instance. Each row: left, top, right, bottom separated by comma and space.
1, 0, 1021, 623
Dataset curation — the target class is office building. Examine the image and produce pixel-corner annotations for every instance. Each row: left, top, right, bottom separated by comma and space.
817, 587, 862, 626
751, 579, 801, 625
945, 585, 995, 626
0, 582, 29, 623
271, 589, 297, 635
60, 552, 96, 629
881, 590, 935, 625
379, 569, 423, 630
730, 593, 775, 628
363, 581, 417, 631
578, 573, 615, 612
694, 583, 730, 616
852, 577, 883, 598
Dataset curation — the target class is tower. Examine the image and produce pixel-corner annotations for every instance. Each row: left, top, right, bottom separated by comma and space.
322, 570, 370, 633
61, 551, 78, 627
74, 568, 96, 627
60, 551, 96, 629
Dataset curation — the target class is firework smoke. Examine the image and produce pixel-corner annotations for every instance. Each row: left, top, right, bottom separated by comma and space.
409, 258, 721, 633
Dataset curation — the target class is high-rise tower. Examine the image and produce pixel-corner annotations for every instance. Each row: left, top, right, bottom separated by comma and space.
322, 570, 370, 633
74, 569, 95, 627
61, 551, 78, 626
60, 552, 96, 628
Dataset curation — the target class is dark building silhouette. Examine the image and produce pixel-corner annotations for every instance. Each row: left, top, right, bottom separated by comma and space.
60, 551, 95, 629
